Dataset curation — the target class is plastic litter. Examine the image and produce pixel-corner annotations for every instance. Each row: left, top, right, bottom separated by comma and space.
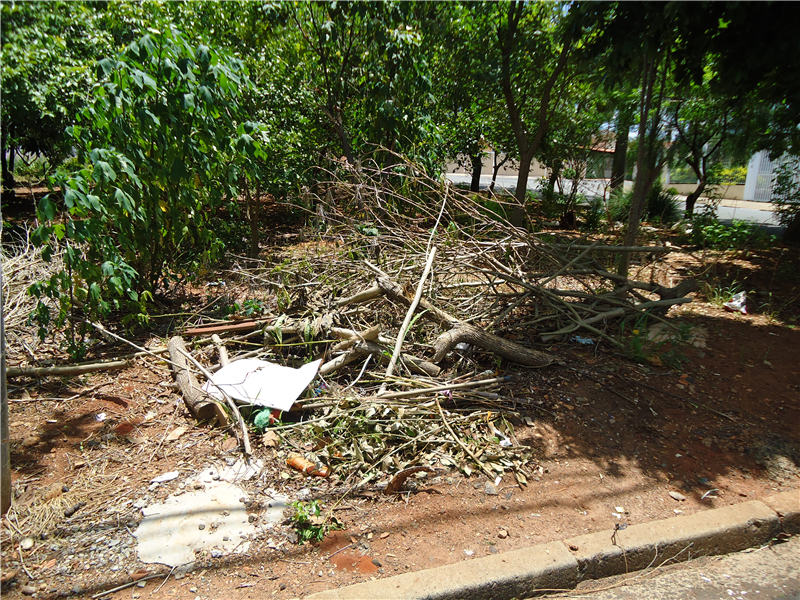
723, 291, 747, 314
571, 335, 595, 345
286, 453, 331, 477
150, 471, 180, 483
203, 358, 322, 411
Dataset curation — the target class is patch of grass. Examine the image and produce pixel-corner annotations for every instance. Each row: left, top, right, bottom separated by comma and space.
704, 281, 743, 307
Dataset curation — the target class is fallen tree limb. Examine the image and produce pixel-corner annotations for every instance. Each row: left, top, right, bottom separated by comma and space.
380, 376, 509, 400
375, 275, 554, 368
167, 336, 228, 426
7, 360, 130, 378
176, 347, 251, 456
320, 340, 440, 377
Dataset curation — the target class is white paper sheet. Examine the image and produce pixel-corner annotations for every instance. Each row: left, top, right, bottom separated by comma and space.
202, 358, 322, 412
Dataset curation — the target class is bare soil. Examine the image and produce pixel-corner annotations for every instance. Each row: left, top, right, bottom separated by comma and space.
2, 232, 799, 600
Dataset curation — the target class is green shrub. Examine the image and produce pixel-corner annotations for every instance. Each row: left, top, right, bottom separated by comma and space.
29, 28, 262, 358
691, 219, 775, 250
607, 180, 680, 224
772, 161, 800, 241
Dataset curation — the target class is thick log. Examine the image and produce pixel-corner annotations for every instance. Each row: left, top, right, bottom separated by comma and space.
167, 336, 227, 425
376, 276, 554, 368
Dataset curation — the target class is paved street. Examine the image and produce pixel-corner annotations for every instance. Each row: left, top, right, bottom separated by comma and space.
543, 536, 800, 600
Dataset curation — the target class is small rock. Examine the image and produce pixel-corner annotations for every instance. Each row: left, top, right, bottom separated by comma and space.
488, 546, 498, 554
223, 536, 230, 542
484, 482, 499, 496
669, 491, 687, 502
64, 502, 85, 517
367, 532, 373, 540
20, 585, 37, 595
189, 587, 198, 593
569, 544, 579, 551
20, 537, 35, 550
137, 581, 147, 588
380, 532, 390, 539
198, 524, 206, 530
371, 558, 382, 567
211, 549, 223, 558
279, 583, 287, 591
497, 529, 508, 539
71, 586, 83, 594
248, 515, 257, 523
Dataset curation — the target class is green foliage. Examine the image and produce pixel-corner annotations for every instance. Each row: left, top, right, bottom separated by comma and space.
1, 2, 113, 162
289, 500, 341, 545
691, 219, 775, 250
772, 161, 800, 236
704, 281, 743, 307
29, 28, 262, 356
621, 317, 691, 370
607, 180, 680, 224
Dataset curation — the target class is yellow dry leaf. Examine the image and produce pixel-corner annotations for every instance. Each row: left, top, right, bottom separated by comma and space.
166, 426, 188, 441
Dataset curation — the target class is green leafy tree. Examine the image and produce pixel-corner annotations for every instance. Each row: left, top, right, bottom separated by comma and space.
670, 79, 733, 218
288, 1, 436, 168
1, 1, 113, 191
30, 27, 262, 356
493, 1, 577, 226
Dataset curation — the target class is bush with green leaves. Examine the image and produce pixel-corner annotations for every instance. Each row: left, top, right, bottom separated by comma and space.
607, 179, 680, 224
691, 218, 775, 250
30, 27, 264, 356
772, 160, 800, 241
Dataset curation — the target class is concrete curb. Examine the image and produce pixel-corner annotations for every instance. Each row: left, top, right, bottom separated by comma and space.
305, 491, 799, 600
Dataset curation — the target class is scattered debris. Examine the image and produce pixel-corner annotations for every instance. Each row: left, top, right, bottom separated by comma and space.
204, 358, 322, 411
723, 291, 748, 314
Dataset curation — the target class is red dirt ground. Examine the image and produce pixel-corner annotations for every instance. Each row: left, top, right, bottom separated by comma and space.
2, 242, 799, 600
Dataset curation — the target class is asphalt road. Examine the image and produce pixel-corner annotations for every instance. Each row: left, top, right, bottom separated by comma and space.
543, 536, 800, 600
445, 173, 783, 234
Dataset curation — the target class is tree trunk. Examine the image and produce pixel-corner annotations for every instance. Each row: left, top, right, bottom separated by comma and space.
610, 113, 631, 192
242, 176, 261, 266
1, 268, 10, 515
2, 144, 16, 192
618, 57, 657, 277
510, 149, 534, 227
332, 107, 356, 165
469, 153, 483, 192
490, 154, 509, 193
167, 336, 227, 424
685, 179, 706, 218
0, 125, 14, 191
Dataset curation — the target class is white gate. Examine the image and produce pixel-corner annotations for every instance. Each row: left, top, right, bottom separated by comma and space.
744, 151, 800, 202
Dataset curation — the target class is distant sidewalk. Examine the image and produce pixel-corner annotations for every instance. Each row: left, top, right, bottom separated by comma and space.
711, 198, 776, 212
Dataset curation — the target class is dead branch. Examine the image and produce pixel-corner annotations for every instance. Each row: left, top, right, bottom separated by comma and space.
7, 360, 130, 378
176, 347, 251, 456
167, 336, 228, 425
375, 275, 555, 368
